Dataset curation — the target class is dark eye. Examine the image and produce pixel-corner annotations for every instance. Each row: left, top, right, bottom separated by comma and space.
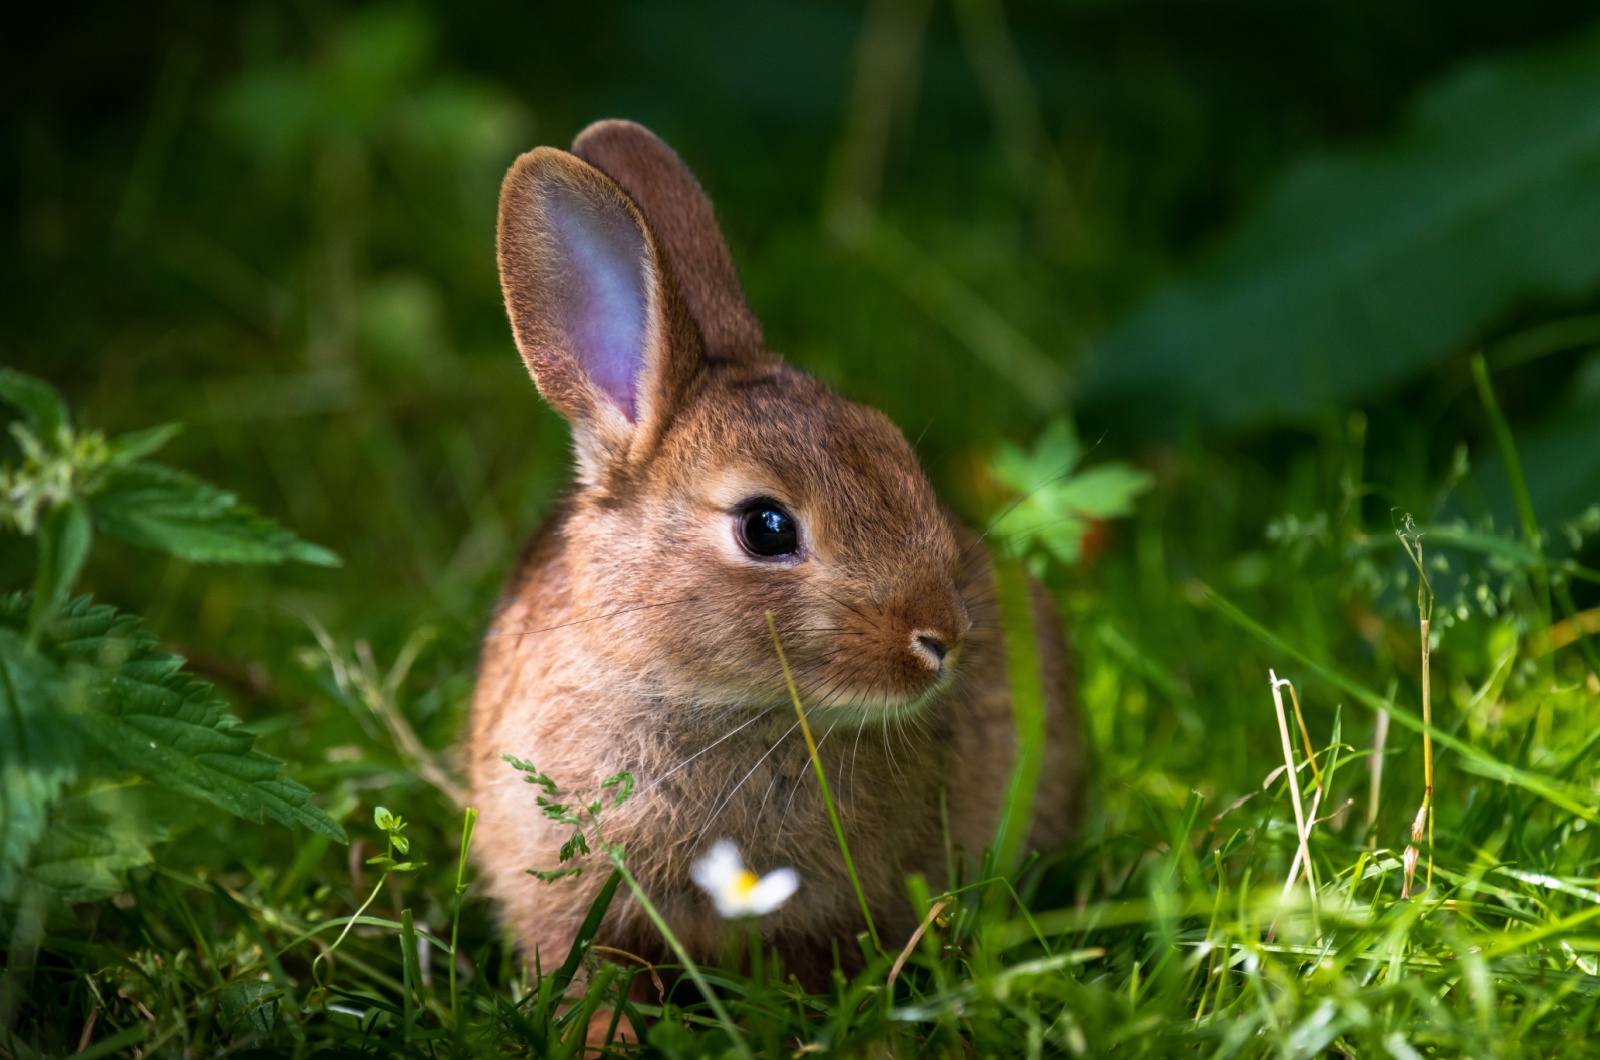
737, 503, 799, 558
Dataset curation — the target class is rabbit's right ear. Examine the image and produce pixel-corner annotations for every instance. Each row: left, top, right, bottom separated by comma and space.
497, 148, 698, 481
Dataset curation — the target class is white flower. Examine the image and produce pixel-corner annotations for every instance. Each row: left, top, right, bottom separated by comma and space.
690, 839, 799, 918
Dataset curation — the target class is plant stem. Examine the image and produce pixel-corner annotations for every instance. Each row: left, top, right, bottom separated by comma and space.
765, 611, 882, 954
449, 807, 477, 1025
992, 556, 1047, 872
607, 853, 753, 1060
312, 867, 390, 998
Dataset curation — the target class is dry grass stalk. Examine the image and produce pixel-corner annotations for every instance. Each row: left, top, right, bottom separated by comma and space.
1277, 677, 1324, 894
887, 899, 950, 990
1396, 520, 1435, 896
1270, 670, 1317, 902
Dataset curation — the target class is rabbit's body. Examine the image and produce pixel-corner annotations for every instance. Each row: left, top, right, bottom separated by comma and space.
467, 121, 1081, 985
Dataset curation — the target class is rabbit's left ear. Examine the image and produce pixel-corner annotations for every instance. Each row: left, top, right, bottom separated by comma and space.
573, 120, 765, 362
497, 147, 701, 479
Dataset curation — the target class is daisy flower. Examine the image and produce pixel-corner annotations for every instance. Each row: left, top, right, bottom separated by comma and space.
690, 839, 799, 918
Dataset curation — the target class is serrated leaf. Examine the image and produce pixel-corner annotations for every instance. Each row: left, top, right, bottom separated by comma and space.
990, 418, 1152, 569
107, 423, 182, 463
1049, 465, 1155, 520
90, 461, 339, 567
2, 596, 346, 844
992, 418, 1083, 494
1089, 29, 1600, 428
0, 369, 70, 441
217, 979, 279, 1036
0, 628, 79, 904
22, 788, 172, 905
27, 501, 92, 645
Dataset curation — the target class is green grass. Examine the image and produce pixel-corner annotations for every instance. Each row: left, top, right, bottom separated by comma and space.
5, 371, 1600, 1057
6, 5, 1600, 1055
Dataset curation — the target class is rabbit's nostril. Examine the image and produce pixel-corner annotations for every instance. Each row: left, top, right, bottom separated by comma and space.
912, 632, 950, 670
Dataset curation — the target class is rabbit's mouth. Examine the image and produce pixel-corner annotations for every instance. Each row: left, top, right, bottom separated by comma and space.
793, 662, 960, 723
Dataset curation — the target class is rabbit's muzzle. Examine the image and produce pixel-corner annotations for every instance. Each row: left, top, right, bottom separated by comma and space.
822, 583, 970, 707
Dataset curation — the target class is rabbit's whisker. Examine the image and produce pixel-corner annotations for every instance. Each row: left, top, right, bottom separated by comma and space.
635, 705, 777, 798
817, 587, 875, 628
775, 718, 840, 837
693, 720, 801, 847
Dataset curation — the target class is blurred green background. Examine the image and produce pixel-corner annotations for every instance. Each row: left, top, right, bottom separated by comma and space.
5, 0, 1600, 837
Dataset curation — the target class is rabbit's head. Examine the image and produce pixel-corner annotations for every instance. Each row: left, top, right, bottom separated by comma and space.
497, 122, 971, 717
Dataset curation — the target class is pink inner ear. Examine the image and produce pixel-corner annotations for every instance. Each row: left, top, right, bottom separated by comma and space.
544, 184, 649, 420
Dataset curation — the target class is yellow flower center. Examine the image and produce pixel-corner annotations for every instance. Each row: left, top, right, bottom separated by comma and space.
732, 869, 760, 898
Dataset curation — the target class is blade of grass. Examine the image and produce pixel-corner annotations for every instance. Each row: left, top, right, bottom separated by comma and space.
766, 611, 882, 954
1471, 353, 1551, 634
992, 555, 1048, 871
606, 854, 754, 1060
1203, 586, 1600, 823
551, 869, 622, 1000
449, 806, 477, 1025
400, 908, 421, 1041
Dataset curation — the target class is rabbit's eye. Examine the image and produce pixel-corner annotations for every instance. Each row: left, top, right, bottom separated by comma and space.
737, 503, 799, 558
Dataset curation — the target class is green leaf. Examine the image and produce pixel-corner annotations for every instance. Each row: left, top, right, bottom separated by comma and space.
21, 789, 171, 906
107, 423, 182, 463
0, 369, 70, 441
217, 978, 280, 1036
0, 628, 78, 904
27, 501, 92, 646
550, 868, 622, 998
1089, 29, 1600, 427
1, 596, 346, 844
90, 461, 340, 567
1049, 465, 1153, 521
990, 418, 1152, 569
992, 418, 1083, 493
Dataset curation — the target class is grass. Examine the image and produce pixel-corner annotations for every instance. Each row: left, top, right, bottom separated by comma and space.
6, 6, 1600, 1055
5, 377, 1600, 1058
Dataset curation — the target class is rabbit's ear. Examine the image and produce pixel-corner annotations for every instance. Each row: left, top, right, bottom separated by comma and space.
497, 147, 699, 478
572, 121, 764, 361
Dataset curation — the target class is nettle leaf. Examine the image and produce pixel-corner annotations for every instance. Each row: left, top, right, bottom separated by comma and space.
0, 368, 70, 442
107, 423, 182, 463
91, 461, 339, 567
1, 596, 346, 844
0, 628, 79, 903
28, 501, 92, 643
217, 978, 280, 1036
1088, 28, 1600, 428
22, 788, 175, 905
990, 419, 1152, 569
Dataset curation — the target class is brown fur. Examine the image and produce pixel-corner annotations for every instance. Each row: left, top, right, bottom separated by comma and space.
469, 121, 1082, 989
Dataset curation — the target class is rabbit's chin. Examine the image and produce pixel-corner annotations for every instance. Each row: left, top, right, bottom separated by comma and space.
794, 670, 957, 725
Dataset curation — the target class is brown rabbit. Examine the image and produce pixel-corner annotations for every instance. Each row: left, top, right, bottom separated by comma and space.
467, 120, 1082, 990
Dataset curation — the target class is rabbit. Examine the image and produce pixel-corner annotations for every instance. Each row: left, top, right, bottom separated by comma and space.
467, 119, 1083, 992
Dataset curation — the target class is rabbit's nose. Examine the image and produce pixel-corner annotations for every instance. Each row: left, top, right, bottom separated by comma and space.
910, 630, 951, 672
